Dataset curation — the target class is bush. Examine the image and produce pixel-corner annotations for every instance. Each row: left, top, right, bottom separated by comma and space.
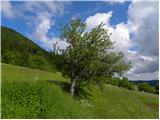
127, 83, 135, 90
138, 83, 155, 93
106, 77, 121, 86
119, 77, 135, 90
2, 51, 22, 65
29, 54, 53, 72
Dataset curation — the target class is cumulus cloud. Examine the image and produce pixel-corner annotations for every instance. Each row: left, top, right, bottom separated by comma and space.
127, 53, 159, 74
126, 71, 159, 80
1, 0, 15, 18
23, 1, 70, 50
28, 1, 70, 50
32, 12, 52, 43
85, 11, 112, 31
85, 0, 159, 80
125, 0, 159, 80
110, 23, 132, 55
85, 12, 132, 57
127, 0, 159, 56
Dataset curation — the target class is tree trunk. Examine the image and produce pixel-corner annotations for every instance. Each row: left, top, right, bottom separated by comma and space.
70, 59, 77, 96
70, 78, 76, 96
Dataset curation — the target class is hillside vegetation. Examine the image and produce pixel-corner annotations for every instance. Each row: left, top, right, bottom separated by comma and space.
1, 63, 159, 119
1, 26, 55, 72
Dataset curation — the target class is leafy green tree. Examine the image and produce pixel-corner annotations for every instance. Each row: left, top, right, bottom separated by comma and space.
119, 77, 134, 90
2, 51, 21, 65
138, 83, 155, 93
29, 54, 53, 71
155, 84, 159, 94
105, 77, 121, 86
61, 19, 131, 96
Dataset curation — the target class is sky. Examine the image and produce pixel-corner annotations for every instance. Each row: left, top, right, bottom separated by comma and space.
1, 0, 159, 81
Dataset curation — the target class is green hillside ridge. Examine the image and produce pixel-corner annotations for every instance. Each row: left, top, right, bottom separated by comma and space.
1, 63, 159, 119
1, 26, 55, 72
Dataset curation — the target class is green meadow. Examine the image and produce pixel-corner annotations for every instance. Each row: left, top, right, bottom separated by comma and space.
1, 63, 159, 119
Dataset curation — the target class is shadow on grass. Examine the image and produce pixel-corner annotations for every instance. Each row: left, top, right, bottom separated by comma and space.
47, 80, 92, 100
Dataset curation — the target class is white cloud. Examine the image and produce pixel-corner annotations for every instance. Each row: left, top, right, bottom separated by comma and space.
127, 1, 159, 56
1, 1, 15, 18
107, 0, 126, 4
85, 11, 112, 31
30, 9, 69, 50
126, 71, 159, 81
32, 12, 52, 43
27, 1, 70, 50
23, 1, 67, 16
110, 23, 132, 55
42, 37, 69, 51
85, 1, 159, 80
125, 0, 159, 80
85, 12, 132, 56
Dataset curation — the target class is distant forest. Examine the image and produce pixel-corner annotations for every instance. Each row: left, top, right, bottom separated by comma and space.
1, 26, 58, 72
131, 80, 159, 87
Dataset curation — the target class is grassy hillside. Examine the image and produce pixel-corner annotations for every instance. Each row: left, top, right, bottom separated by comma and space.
1, 63, 159, 119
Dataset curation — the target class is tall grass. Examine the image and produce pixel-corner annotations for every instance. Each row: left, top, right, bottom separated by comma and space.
1, 79, 91, 118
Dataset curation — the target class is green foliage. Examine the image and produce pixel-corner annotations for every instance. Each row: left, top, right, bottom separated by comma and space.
119, 77, 135, 90
1, 80, 90, 119
155, 84, 159, 94
138, 83, 155, 93
105, 77, 121, 86
2, 51, 22, 65
29, 54, 53, 71
60, 19, 131, 95
1, 26, 55, 72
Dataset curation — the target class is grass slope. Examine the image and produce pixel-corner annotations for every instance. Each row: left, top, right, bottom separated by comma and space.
1, 63, 159, 119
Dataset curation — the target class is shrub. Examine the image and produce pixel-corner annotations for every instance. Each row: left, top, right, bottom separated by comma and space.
119, 77, 135, 90
106, 77, 121, 86
127, 83, 135, 90
2, 51, 21, 65
138, 83, 155, 93
29, 54, 53, 72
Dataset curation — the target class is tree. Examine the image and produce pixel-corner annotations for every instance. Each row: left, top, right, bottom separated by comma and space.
2, 51, 21, 65
29, 54, 53, 71
155, 84, 159, 94
61, 19, 131, 96
138, 83, 155, 93
105, 77, 121, 86
118, 77, 135, 90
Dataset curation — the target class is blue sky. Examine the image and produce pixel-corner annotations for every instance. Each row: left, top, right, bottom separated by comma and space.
1, 0, 159, 80
2, 1, 130, 39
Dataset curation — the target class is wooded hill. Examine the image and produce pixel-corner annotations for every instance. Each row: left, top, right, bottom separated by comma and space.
1, 26, 55, 72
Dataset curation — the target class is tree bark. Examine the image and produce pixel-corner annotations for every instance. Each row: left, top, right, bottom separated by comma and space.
70, 59, 77, 96
70, 78, 76, 96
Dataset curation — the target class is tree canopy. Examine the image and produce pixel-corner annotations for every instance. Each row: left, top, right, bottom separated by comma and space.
60, 19, 131, 96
